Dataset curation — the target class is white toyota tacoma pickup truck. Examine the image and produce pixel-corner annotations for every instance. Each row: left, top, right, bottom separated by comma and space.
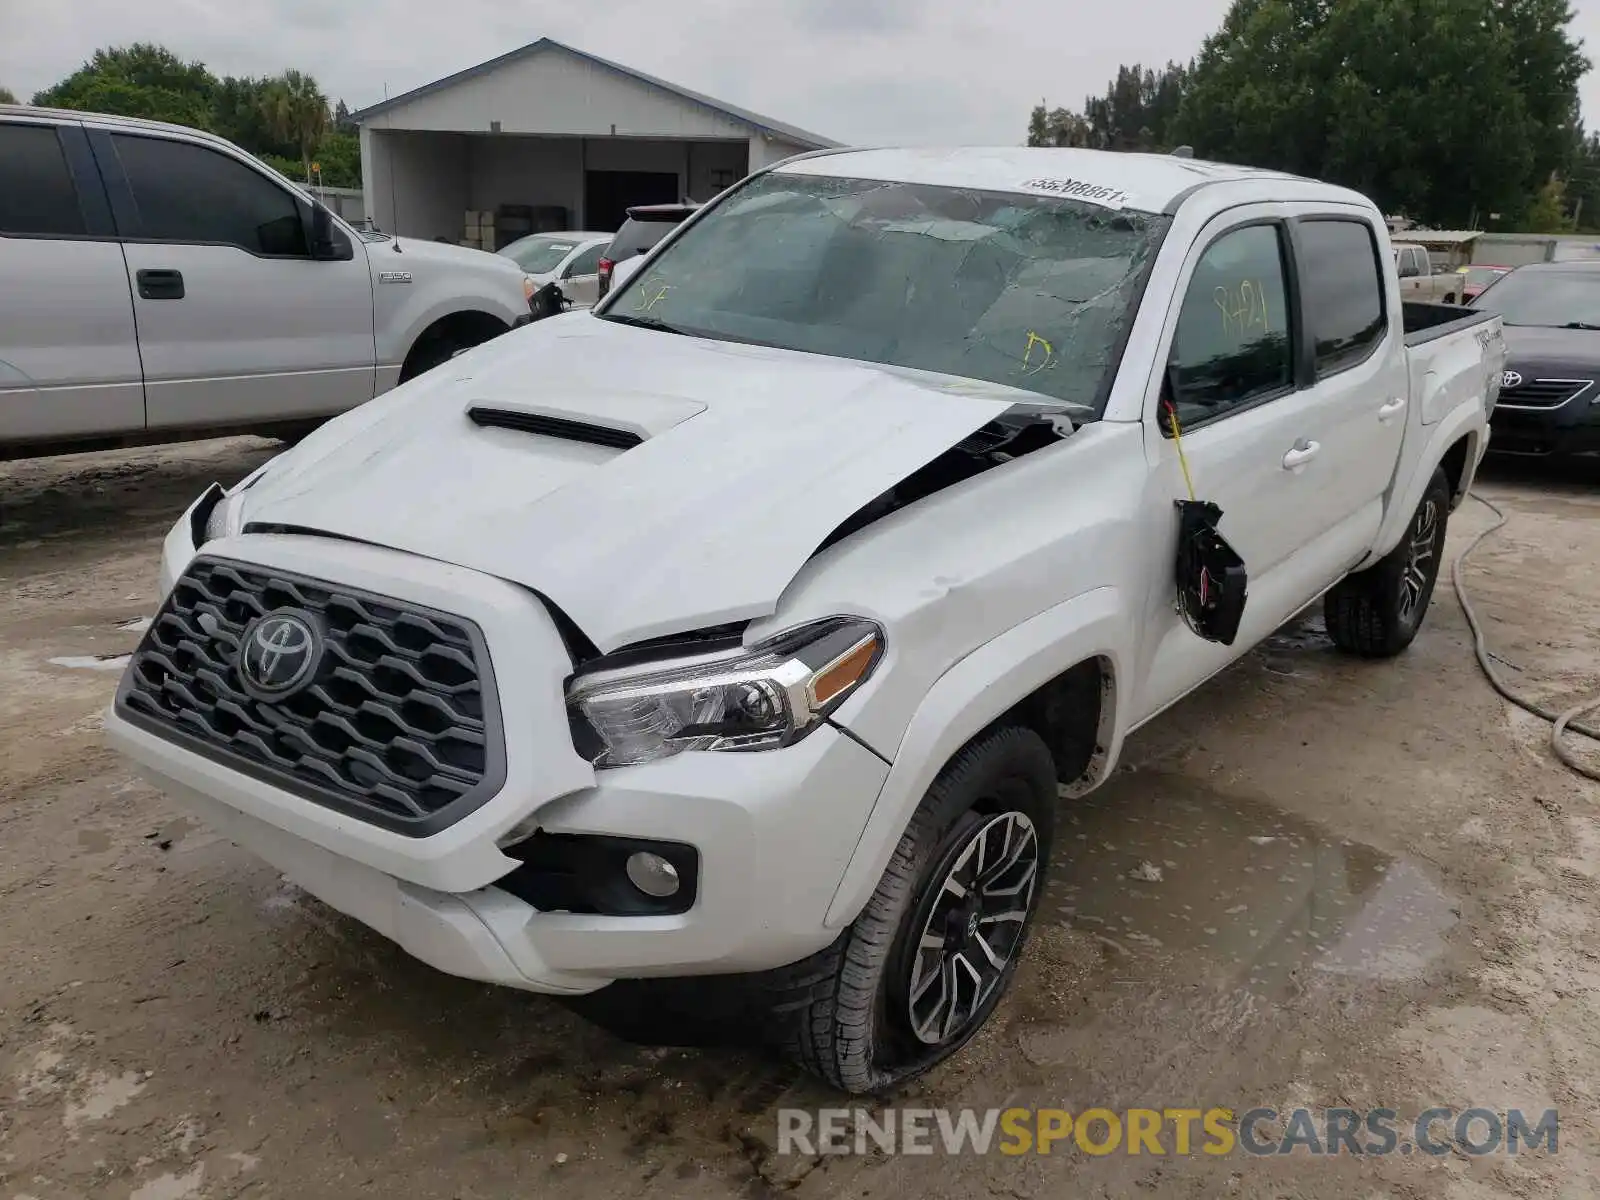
0, 106, 534, 459
107, 147, 1505, 1093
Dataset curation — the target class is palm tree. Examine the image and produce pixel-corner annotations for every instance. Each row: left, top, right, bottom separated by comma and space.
260, 70, 329, 182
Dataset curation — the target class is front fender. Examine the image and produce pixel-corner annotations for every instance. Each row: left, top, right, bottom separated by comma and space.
377, 288, 525, 372
823, 586, 1129, 929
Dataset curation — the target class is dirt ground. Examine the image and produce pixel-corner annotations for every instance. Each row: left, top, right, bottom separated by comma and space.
1, 437, 1598, 1200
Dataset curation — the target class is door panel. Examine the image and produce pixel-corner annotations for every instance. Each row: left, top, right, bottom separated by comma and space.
1285, 213, 1408, 579
0, 239, 146, 442
101, 131, 375, 431
1131, 211, 1334, 722
0, 120, 144, 445
121, 241, 375, 429
560, 242, 606, 307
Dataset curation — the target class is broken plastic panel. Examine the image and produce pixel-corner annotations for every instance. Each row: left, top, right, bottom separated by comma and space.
1174, 499, 1248, 646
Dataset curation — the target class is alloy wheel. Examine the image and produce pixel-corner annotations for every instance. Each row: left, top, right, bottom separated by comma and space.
904, 811, 1040, 1046
1399, 498, 1439, 624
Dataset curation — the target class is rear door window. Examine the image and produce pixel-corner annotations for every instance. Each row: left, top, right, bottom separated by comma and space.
0, 123, 87, 237
112, 133, 308, 256
1296, 219, 1387, 375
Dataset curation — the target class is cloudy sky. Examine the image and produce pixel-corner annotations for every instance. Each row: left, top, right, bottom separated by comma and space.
4, 0, 1600, 145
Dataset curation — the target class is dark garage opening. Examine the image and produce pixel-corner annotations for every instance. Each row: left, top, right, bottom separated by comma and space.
585, 170, 679, 232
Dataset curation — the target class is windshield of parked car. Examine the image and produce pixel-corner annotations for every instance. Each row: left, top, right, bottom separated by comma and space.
1472, 270, 1600, 327
598, 172, 1170, 413
500, 235, 580, 274
1463, 266, 1506, 290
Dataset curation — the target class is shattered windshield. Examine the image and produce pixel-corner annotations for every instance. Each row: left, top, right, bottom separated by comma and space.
599, 173, 1168, 413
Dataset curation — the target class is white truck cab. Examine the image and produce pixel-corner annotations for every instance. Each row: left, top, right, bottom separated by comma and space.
0, 106, 534, 459
107, 147, 1504, 1094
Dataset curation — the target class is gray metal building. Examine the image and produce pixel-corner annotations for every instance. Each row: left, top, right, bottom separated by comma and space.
352, 39, 836, 244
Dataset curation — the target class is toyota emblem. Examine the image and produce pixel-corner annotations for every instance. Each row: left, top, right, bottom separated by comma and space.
238, 611, 322, 699
1502, 370, 1524, 389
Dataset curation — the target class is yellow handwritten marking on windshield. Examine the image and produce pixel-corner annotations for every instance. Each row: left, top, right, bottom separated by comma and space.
1022, 331, 1056, 376
635, 284, 671, 313
1213, 280, 1270, 339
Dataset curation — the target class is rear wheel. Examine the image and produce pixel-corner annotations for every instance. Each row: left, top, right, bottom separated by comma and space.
1325, 468, 1450, 658
763, 725, 1056, 1093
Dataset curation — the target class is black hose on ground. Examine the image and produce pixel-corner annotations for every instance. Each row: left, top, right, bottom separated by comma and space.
1454, 492, 1600, 784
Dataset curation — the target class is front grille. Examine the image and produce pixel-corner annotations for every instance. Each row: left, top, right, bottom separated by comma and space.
117, 557, 504, 836
1497, 378, 1593, 409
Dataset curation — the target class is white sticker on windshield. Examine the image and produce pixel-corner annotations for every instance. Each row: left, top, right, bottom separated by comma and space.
1020, 177, 1130, 209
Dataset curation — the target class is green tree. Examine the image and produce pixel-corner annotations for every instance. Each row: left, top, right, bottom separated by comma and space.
1083, 63, 1190, 151
0, 85, 17, 104
1491, 0, 1590, 198
1565, 132, 1600, 229
33, 43, 214, 127
259, 69, 330, 182
213, 75, 296, 160
313, 132, 361, 188
1526, 174, 1575, 231
1026, 103, 1093, 147
1174, 0, 1540, 227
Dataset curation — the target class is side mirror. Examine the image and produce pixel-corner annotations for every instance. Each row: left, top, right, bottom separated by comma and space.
529, 281, 568, 320
310, 203, 352, 261
1174, 499, 1249, 646
608, 253, 647, 291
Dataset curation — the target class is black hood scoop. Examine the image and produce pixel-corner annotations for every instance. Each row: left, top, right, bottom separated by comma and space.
467, 406, 644, 450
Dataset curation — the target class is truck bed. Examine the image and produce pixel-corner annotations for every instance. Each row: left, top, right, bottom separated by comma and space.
1402, 300, 1495, 346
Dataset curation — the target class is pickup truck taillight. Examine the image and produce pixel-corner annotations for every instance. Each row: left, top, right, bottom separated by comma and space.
597, 257, 614, 297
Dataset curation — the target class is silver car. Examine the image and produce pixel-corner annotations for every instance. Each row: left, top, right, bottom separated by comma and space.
498, 232, 612, 308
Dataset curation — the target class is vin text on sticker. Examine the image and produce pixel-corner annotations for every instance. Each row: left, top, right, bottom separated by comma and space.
1021, 177, 1130, 209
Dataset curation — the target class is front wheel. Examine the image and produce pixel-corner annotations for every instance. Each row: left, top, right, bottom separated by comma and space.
1325, 468, 1451, 658
763, 725, 1056, 1093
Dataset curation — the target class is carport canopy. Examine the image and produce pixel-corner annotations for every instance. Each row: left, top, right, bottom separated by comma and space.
352, 38, 838, 244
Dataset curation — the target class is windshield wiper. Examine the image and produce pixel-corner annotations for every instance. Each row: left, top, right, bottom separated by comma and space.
1562, 321, 1600, 331
601, 312, 694, 337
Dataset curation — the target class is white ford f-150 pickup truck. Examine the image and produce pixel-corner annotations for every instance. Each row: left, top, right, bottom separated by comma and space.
0, 106, 534, 459
107, 147, 1505, 1093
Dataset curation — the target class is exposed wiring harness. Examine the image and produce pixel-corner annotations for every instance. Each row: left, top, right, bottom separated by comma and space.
1455, 492, 1600, 783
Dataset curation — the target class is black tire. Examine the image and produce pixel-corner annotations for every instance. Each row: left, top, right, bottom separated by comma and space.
1325, 467, 1451, 658
761, 725, 1056, 1094
400, 324, 499, 383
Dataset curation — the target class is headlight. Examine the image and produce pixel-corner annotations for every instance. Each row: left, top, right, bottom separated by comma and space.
567, 618, 883, 767
523, 274, 537, 304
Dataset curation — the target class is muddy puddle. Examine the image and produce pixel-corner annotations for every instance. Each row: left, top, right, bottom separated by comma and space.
1044, 776, 1458, 997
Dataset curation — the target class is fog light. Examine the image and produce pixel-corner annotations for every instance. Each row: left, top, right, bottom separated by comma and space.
625, 851, 681, 898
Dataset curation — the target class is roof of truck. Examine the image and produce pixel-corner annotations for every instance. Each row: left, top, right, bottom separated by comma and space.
773, 146, 1353, 215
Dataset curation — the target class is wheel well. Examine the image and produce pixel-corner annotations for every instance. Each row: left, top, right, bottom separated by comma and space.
1439, 434, 1474, 505
401, 310, 510, 377
987, 656, 1115, 797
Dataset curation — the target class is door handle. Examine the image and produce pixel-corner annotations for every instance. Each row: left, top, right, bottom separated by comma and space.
1282, 439, 1321, 471
1378, 396, 1407, 422
136, 269, 185, 300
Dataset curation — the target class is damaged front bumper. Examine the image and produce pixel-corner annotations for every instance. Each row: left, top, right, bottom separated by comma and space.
106, 532, 892, 992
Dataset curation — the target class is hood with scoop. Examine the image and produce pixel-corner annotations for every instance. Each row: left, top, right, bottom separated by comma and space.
237, 314, 1025, 653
